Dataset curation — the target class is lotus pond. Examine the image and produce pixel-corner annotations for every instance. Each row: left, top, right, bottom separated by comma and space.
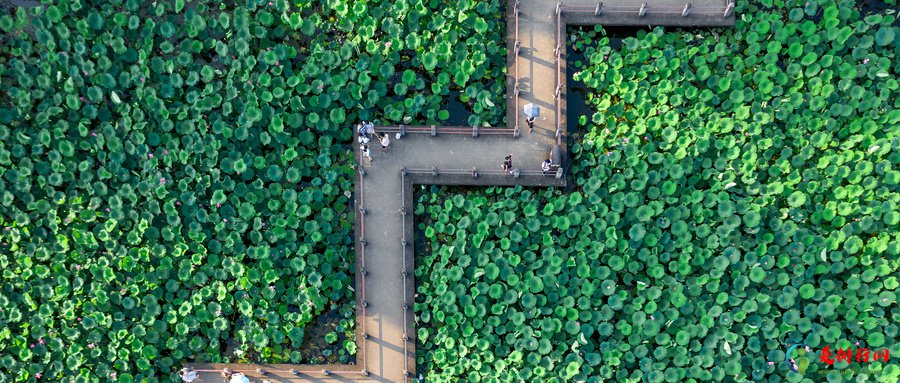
415, 1, 898, 382
0, 0, 506, 382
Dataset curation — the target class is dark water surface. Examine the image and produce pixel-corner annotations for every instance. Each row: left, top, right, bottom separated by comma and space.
566, 26, 648, 135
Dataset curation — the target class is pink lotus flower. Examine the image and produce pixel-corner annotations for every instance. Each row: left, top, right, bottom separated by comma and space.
385, 42, 392, 48
164, 150, 169, 155
30, 344, 35, 348
110, 373, 116, 379
862, 58, 869, 64
269, 286, 275, 291
159, 178, 166, 184
623, 138, 629, 143
77, 317, 82, 321
83, 70, 88, 75
88, 343, 95, 349
261, 222, 266, 227
65, 218, 70, 223
247, 80, 251, 84
805, 345, 811, 352
650, 315, 655, 320
39, 338, 45, 345
768, 361, 774, 365
35, 373, 41, 379
105, 208, 110, 212
148, 153, 154, 158
223, 219, 228, 223
606, 151, 612, 156
91, 132, 97, 137
275, 61, 280, 66
4, 227, 8, 230
79, 97, 85, 101
855, 340, 860, 346
216, 203, 221, 208
176, 201, 181, 206
76, 265, 82, 270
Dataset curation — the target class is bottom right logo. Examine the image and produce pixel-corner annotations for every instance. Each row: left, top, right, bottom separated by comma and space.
785, 343, 891, 375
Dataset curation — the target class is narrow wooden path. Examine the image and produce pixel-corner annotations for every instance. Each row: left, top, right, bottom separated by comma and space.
186, 1, 733, 382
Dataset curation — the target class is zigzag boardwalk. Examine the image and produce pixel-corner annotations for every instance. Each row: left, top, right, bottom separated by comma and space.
186, 1, 733, 382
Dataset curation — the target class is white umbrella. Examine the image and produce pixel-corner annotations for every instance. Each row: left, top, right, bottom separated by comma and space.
523, 103, 540, 118
230, 374, 250, 383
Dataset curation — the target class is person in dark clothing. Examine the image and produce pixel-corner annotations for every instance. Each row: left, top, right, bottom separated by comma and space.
502, 154, 513, 173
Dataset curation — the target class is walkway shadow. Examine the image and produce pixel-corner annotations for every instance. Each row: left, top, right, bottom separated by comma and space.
519, 47, 557, 69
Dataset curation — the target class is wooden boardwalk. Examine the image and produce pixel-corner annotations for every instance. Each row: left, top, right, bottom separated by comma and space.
186, 1, 733, 382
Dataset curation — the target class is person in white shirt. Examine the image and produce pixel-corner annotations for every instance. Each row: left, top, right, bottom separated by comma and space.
379, 133, 390, 153
360, 145, 373, 162
541, 158, 552, 173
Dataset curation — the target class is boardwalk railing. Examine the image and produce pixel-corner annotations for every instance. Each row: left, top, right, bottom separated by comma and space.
356, 149, 370, 377
404, 167, 564, 179
556, 3, 563, 140
377, 125, 518, 137
514, 0, 521, 134
561, 1, 735, 18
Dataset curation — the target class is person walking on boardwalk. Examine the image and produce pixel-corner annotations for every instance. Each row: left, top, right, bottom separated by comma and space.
523, 103, 540, 133
365, 121, 375, 137
361, 144, 373, 162
379, 132, 390, 153
501, 154, 512, 173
